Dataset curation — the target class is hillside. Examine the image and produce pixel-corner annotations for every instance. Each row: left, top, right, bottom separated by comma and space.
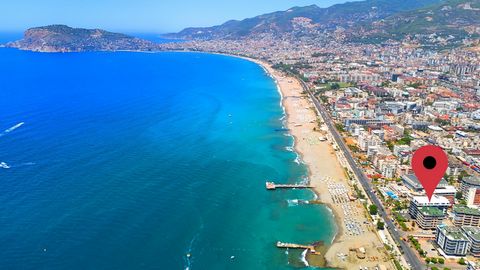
7, 25, 157, 52
374, 0, 480, 39
168, 0, 442, 39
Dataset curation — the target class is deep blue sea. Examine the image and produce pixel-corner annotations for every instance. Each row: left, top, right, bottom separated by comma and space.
0, 45, 336, 269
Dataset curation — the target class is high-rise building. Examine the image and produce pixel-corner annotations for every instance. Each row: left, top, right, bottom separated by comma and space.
402, 174, 448, 191
462, 177, 480, 196
416, 207, 446, 229
409, 196, 450, 219
435, 225, 471, 257
463, 226, 480, 257
454, 206, 480, 227
402, 174, 455, 204
466, 187, 480, 207
467, 260, 480, 270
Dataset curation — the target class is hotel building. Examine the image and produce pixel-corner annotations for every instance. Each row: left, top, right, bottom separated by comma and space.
463, 226, 480, 257
402, 174, 448, 191
409, 196, 450, 219
462, 176, 480, 196
435, 225, 471, 257
402, 174, 455, 204
453, 205, 480, 227
416, 207, 446, 230
466, 187, 480, 207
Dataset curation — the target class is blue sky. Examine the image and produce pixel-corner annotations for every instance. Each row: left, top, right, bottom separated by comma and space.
0, 0, 352, 33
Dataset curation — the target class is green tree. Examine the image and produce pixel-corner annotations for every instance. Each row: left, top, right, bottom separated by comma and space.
419, 249, 426, 257
369, 204, 378, 215
335, 123, 345, 132
459, 170, 470, 181
393, 200, 405, 211
458, 257, 466, 265
348, 144, 360, 153
387, 141, 395, 151
408, 82, 422, 88
381, 81, 391, 87
397, 136, 412, 145
377, 221, 385, 230
434, 118, 450, 126
393, 259, 402, 270
330, 83, 340, 90
438, 258, 445, 264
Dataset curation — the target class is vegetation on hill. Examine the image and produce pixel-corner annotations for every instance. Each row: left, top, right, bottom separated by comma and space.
355, 0, 480, 44
167, 0, 442, 39
7, 25, 157, 52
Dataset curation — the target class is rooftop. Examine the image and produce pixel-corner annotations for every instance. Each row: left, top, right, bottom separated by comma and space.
420, 207, 445, 217
438, 225, 469, 241
463, 176, 480, 186
454, 205, 480, 216
428, 125, 444, 131
434, 185, 457, 194
402, 174, 448, 190
462, 226, 480, 242
412, 195, 450, 206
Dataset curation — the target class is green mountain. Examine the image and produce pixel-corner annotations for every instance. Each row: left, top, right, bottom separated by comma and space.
7, 25, 157, 52
168, 0, 443, 39
370, 0, 480, 39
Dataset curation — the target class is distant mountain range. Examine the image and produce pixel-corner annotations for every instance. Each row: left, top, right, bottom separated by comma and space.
7, 25, 157, 52
368, 0, 480, 38
6, 0, 480, 52
168, 0, 443, 39
168, 0, 479, 42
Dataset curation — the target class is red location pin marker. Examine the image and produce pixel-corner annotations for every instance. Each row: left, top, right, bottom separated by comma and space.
412, 145, 449, 201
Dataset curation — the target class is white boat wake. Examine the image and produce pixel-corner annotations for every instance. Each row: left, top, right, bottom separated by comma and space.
0, 122, 24, 137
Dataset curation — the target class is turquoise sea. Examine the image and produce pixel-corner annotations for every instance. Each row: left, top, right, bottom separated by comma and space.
0, 44, 336, 269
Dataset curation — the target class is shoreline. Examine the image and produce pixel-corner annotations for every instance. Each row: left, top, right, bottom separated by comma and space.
247, 57, 344, 268
6, 47, 388, 268
241, 55, 389, 269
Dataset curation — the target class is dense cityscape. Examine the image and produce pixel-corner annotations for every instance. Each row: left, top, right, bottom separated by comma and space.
2, 0, 479, 269
159, 24, 480, 270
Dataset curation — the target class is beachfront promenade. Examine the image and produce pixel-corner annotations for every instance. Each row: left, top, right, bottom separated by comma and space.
298, 78, 423, 270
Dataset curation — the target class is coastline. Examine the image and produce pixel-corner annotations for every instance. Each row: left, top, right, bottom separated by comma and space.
4, 46, 388, 268
242, 56, 389, 269
249, 57, 345, 267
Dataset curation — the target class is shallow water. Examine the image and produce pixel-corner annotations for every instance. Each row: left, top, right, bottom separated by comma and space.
0, 49, 336, 269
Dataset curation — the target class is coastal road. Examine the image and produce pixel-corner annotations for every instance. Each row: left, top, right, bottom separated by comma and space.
298, 80, 423, 270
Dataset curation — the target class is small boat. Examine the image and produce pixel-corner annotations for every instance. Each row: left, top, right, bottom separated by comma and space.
0, 162, 10, 169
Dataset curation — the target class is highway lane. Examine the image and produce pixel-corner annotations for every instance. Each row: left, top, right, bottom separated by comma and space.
298, 80, 423, 270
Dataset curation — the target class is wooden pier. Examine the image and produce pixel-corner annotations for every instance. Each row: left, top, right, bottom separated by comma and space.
266, 181, 313, 190
276, 241, 320, 254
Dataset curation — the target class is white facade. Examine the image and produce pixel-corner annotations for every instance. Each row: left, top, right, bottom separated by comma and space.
436, 226, 470, 256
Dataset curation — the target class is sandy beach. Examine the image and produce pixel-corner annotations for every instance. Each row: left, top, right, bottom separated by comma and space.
248, 58, 392, 269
